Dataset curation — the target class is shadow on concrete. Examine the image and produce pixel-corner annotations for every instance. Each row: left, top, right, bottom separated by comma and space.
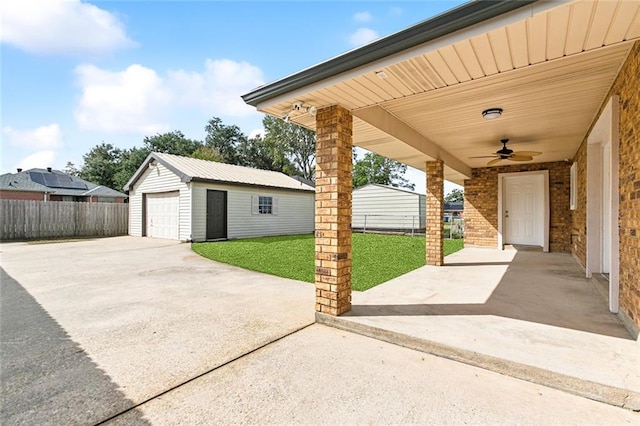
347, 251, 632, 340
0, 268, 149, 425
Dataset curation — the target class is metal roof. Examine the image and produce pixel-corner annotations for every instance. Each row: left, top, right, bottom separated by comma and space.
124, 152, 315, 192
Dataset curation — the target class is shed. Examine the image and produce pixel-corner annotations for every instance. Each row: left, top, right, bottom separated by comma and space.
124, 152, 315, 241
352, 184, 425, 232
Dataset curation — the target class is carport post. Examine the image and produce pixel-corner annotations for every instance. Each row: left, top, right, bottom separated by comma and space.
426, 160, 444, 266
314, 105, 353, 316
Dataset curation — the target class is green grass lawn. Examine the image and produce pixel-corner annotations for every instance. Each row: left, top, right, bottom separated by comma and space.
192, 234, 464, 291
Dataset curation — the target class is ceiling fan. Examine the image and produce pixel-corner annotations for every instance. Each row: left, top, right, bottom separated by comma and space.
470, 139, 542, 166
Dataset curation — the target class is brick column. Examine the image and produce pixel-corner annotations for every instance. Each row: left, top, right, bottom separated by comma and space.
426, 160, 444, 266
314, 105, 353, 316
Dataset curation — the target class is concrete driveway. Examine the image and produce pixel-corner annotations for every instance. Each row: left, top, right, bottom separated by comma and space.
1, 236, 315, 424
1, 237, 637, 425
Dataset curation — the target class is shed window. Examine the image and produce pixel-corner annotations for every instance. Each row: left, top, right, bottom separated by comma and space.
252, 195, 278, 215
259, 196, 272, 214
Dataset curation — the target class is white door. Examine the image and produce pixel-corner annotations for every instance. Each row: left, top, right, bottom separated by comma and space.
146, 192, 179, 240
504, 174, 544, 246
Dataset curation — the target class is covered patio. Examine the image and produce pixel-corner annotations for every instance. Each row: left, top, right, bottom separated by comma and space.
318, 246, 640, 409
242, 0, 640, 409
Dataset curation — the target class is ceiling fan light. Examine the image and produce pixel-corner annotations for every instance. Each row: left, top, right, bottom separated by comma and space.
482, 108, 503, 120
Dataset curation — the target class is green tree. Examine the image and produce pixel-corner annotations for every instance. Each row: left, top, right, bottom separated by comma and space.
80, 143, 122, 188
113, 147, 150, 191
352, 151, 414, 190
237, 134, 290, 172
204, 117, 246, 165
262, 115, 316, 180
143, 130, 201, 156
111, 131, 205, 190
444, 188, 464, 204
63, 161, 80, 176
190, 146, 223, 162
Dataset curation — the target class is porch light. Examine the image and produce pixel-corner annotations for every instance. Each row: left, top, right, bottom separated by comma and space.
482, 108, 503, 120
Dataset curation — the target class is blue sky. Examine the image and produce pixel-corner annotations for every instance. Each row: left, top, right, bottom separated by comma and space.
1, 0, 466, 193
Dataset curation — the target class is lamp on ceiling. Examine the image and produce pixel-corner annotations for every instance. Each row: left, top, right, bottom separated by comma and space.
293, 100, 318, 116
482, 108, 503, 120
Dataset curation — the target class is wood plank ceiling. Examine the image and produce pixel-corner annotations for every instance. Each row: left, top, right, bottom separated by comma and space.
258, 0, 640, 184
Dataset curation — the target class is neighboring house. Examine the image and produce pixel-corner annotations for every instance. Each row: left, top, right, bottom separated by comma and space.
241, 0, 640, 336
0, 168, 127, 202
444, 202, 463, 222
124, 152, 315, 241
352, 184, 425, 231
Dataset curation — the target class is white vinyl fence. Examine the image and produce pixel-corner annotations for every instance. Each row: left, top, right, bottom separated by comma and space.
1, 200, 128, 241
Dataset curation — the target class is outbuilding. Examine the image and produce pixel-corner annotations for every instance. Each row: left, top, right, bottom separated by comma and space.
352, 184, 425, 232
124, 152, 315, 241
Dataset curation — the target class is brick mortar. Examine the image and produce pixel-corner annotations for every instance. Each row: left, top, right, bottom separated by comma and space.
571, 41, 640, 328
426, 160, 444, 266
314, 105, 353, 316
464, 161, 571, 252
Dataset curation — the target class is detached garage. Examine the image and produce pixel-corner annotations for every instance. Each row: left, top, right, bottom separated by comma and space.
124, 152, 315, 241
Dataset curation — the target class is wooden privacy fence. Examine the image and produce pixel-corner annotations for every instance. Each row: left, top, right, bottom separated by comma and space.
1, 200, 128, 241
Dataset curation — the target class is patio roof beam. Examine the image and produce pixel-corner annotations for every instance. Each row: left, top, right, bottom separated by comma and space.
354, 106, 472, 179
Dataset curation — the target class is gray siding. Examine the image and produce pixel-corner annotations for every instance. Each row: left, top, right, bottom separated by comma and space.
128, 163, 191, 240
352, 184, 423, 229
191, 182, 314, 241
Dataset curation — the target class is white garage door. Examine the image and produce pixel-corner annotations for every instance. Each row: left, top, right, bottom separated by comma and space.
146, 192, 179, 240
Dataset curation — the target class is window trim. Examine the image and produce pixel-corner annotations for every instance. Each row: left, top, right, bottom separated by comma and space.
570, 162, 577, 211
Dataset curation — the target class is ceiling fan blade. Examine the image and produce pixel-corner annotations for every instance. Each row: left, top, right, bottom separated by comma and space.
512, 151, 542, 156
469, 155, 499, 159
487, 158, 503, 166
509, 155, 534, 161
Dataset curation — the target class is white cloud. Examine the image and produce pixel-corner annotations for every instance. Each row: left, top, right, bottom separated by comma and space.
73, 59, 265, 135
74, 64, 172, 135
248, 128, 265, 139
353, 11, 373, 23
169, 59, 264, 117
0, 0, 134, 55
348, 28, 380, 47
3, 124, 63, 150
15, 150, 57, 171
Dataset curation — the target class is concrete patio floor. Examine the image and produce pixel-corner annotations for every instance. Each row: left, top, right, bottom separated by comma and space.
318, 246, 640, 410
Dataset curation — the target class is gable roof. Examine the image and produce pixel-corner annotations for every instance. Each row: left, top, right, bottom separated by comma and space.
0, 169, 127, 198
0, 172, 51, 193
124, 152, 315, 192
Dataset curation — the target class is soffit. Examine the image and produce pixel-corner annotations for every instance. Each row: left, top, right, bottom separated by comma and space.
258, 0, 640, 184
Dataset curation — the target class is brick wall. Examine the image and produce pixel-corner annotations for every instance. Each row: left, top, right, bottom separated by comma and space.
617, 42, 640, 328
464, 161, 572, 252
0, 190, 47, 201
571, 41, 639, 328
314, 105, 353, 316
426, 160, 444, 266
